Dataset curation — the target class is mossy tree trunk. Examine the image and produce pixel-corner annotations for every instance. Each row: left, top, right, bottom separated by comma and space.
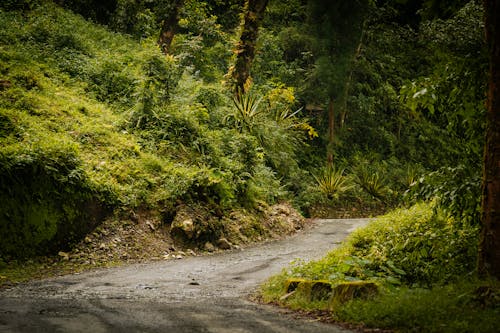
479, 0, 500, 279
228, 0, 268, 94
158, 0, 184, 55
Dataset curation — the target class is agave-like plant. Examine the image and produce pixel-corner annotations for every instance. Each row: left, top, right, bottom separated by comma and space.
352, 164, 389, 202
313, 166, 353, 200
224, 90, 264, 133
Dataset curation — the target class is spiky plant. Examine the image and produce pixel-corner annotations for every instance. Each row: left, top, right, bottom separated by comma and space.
313, 167, 353, 200
224, 90, 264, 133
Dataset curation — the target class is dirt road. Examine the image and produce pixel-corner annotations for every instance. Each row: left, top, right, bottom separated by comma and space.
0, 218, 369, 333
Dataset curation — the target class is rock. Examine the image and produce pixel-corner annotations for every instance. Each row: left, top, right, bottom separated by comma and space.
170, 218, 195, 240
329, 281, 378, 309
175, 255, 183, 260
187, 249, 196, 256
145, 220, 155, 231
84, 236, 92, 244
284, 279, 378, 307
58, 251, 69, 261
204, 242, 215, 252
216, 238, 232, 250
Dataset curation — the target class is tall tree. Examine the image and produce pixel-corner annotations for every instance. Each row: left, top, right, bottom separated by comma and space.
228, 0, 269, 94
479, 0, 500, 279
158, 0, 184, 54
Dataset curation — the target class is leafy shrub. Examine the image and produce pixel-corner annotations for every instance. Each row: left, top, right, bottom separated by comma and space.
274, 202, 478, 287
348, 203, 479, 286
86, 59, 137, 104
312, 166, 352, 200
406, 164, 481, 226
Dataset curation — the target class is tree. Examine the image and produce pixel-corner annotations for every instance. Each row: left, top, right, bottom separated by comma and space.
158, 0, 184, 54
479, 0, 500, 279
227, 0, 269, 94
302, 0, 368, 165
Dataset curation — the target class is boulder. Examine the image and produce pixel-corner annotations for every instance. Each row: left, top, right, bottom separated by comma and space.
170, 218, 195, 240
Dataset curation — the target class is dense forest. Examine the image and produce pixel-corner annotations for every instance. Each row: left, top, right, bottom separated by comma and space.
0, 0, 499, 329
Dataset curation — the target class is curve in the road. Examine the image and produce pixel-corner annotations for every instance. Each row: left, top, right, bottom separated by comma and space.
0, 218, 370, 333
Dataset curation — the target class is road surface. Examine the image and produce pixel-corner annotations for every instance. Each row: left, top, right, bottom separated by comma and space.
0, 218, 370, 333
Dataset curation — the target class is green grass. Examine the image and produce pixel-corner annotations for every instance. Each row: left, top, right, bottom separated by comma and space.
336, 282, 500, 333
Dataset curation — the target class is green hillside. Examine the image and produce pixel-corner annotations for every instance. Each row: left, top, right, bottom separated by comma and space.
0, 3, 306, 259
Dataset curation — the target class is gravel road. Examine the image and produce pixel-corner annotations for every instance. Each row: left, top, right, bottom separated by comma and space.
0, 218, 370, 333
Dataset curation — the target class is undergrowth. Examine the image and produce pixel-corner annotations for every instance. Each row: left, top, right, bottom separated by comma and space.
0, 3, 311, 259
260, 202, 494, 332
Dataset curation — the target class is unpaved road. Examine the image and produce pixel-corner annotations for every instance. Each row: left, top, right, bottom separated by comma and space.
0, 218, 369, 333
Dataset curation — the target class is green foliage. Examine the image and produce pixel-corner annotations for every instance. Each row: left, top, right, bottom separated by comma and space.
351, 163, 390, 203
224, 91, 264, 133
0, 142, 111, 259
406, 165, 481, 225
336, 281, 500, 333
267, 203, 478, 289
312, 167, 352, 200
348, 203, 479, 286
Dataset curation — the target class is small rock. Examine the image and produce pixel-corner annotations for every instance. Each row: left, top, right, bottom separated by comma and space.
177, 251, 186, 256
175, 255, 183, 260
204, 242, 215, 252
145, 220, 155, 231
187, 249, 196, 256
84, 236, 92, 243
99, 243, 107, 250
216, 238, 232, 250
163, 254, 170, 260
58, 251, 69, 260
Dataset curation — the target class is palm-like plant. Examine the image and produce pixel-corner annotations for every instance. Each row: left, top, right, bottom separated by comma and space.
313, 167, 353, 200
352, 164, 389, 202
224, 91, 264, 133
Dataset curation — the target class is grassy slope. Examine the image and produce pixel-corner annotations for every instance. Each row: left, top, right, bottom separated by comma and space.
0, 5, 196, 205
0, 3, 304, 265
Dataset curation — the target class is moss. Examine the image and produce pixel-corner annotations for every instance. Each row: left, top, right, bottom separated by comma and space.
0, 145, 112, 259
329, 281, 378, 309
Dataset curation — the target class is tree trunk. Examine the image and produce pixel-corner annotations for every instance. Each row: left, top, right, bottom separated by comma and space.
158, 0, 184, 55
340, 20, 367, 129
228, 0, 268, 94
479, 0, 500, 279
327, 98, 335, 166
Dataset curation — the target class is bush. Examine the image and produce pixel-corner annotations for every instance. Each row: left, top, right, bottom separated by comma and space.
269, 202, 479, 288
